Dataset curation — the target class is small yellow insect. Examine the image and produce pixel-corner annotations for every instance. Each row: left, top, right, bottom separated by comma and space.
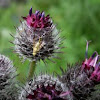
33, 37, 45, 56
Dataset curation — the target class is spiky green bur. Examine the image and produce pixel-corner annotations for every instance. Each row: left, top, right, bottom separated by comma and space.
19, 74, 72, 100
0, 54, 18, 100
13, 8, 62, 62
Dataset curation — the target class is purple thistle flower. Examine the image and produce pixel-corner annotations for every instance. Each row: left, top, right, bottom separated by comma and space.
82, 41, 100, 83
59, 41, 100, 100
23, 8, 52, 28
19, 74, 72, 100
13, 7, 62, 62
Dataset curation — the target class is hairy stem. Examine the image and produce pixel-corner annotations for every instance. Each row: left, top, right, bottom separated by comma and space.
28, 61, 36, 80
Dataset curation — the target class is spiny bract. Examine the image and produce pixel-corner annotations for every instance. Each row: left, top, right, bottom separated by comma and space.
0, 54, 18, 100
19, 74, 72, 100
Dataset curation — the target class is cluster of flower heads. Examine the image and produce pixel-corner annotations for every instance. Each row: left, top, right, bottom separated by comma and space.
18, 42, 100, 100
1, 7, 100, 100
19, 41, 100, 100
0, 54, 18, 100
13, 7, 61, 62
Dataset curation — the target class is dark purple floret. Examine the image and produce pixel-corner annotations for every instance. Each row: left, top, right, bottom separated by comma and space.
82, 41, 100, 83
19, 75, 70, 100
29, 7, 32, 16
26, 84, 66, 100
23, 8, 52, 28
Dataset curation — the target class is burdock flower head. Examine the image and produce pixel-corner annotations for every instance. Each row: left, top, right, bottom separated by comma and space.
19, 74, 72, 100
14, 7, 61, 62
0, 54, 18, 100
59, 41, 100, 100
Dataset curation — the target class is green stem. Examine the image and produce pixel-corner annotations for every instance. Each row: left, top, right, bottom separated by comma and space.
28, 61, 36, 80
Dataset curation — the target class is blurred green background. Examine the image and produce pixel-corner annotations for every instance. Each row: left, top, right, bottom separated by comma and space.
0, 0, 100, 82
